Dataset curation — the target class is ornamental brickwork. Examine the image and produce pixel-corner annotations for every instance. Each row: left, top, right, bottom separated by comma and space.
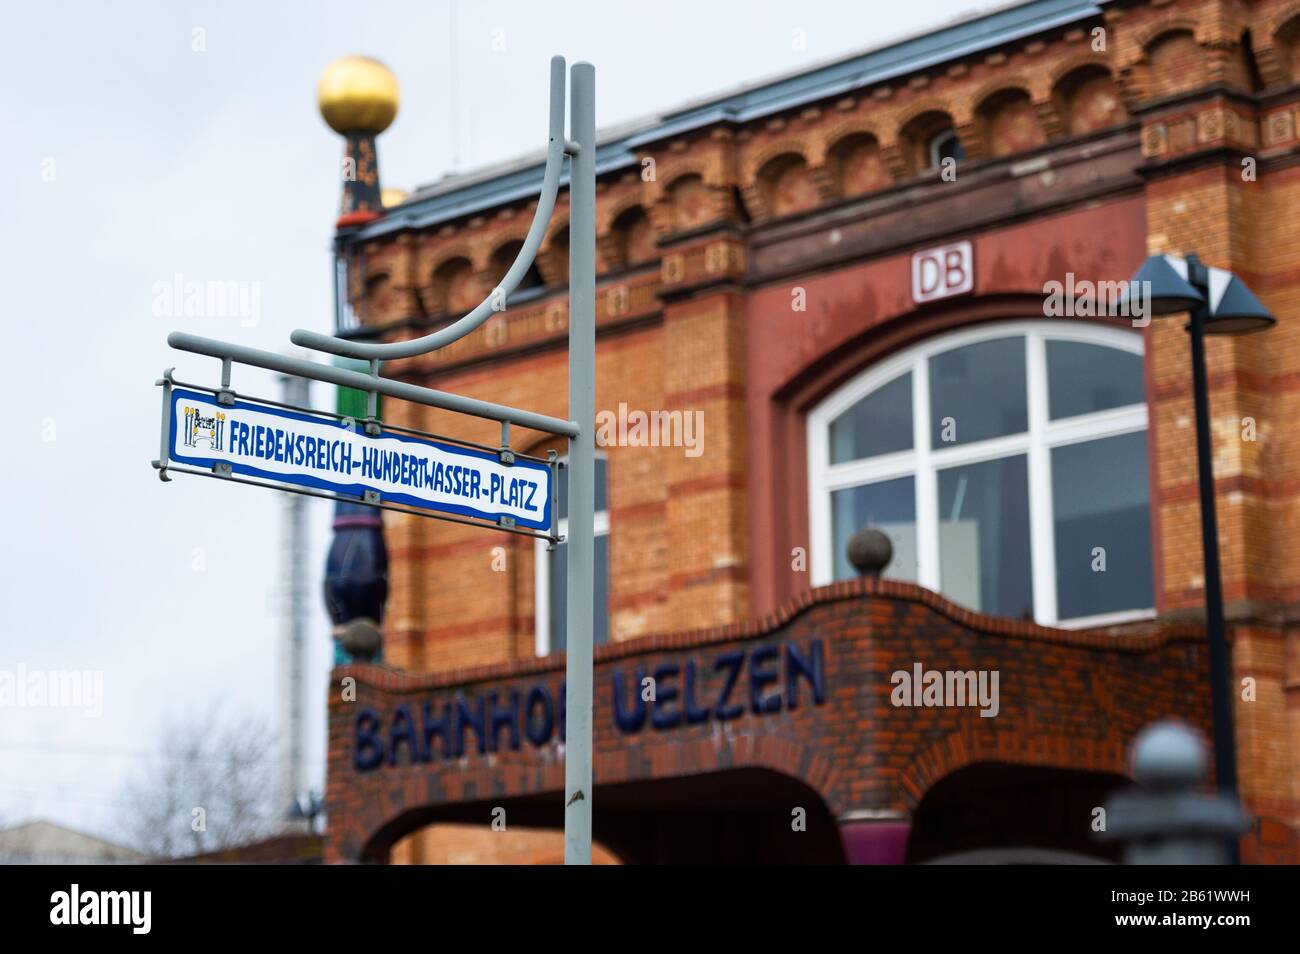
326, 0, 1300, 864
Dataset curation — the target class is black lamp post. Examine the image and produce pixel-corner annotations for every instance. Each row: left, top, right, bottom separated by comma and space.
1123, 253, 1274, 825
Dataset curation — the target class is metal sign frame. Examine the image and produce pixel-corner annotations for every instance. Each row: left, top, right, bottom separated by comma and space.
152, 56, 598, 864
155, 370, 563, 542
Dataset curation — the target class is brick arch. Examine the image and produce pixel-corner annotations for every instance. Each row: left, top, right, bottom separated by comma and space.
484, 230, 546, 295
597, 190, 648, 235
1247, 5, 1299, 87
326, 572, 1212, 863
822, 119, 885, 154
424, 250, 481, 317
741, 145, 812, 220
752, 149, 821, 218
486, 227, 532, 262
1047, 50, 1116, 91
421, 242, 478, 282
343, 728, 840, 863
657, 170, 723, 232
1263, 6, 1300, 86
892, 96, 957, 134
1114, 24, 1205, 105
1052, 60, 1129, 137
541, 217, 569, 251
1043, 56, 1121, 137
1143, 27, 1207, 100
600, 200, 657, 272
1265, 0, 1300, 37
754, 148, 812, 182
968, 75, 1036, 114
1131, 18, 1205, 53
823, 126, 893, 198
657, 157, 719, 193
894, 100, 961, 171
742, 138, 815, 182
532, 218, 571, 286
780, 298, 1129, 426
972, 80, 1047, 156
763, 292, 1098, 611
896, 729, 1129, 810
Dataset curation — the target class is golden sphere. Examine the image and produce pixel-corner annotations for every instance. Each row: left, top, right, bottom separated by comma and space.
381, 188, 408, 208
318, 56, 399, 136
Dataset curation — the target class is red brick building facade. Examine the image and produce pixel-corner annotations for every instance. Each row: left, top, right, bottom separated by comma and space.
323, 0, 1300, 863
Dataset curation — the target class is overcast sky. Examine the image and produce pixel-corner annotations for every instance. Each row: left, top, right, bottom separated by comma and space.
1, 0, 993, 844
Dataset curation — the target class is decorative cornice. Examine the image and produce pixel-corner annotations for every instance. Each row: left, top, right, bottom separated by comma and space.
335, 575, 1208, 695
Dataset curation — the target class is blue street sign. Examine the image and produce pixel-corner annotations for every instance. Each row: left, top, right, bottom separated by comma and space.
167, 388, 552, 530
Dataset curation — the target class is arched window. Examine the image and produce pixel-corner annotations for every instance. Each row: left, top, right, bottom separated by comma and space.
807, 321, 1152, 627
1054, 65, 1127, 136
489, 239, 544, 293
759, 154, 819, 217
901, 110, 962, 175
431, 256, 477, 316
609, 205, 657, 271
975, 88, 1045, 156
829, 133, 891, 197
535, 455, 609, 655
929, 129, 966, 169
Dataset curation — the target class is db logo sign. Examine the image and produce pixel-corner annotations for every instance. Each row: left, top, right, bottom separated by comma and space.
912, 241, 974, 304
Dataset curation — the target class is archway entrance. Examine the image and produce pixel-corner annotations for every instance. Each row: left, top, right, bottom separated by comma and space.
364, 767, 843, 864
906, 762, 1128, 864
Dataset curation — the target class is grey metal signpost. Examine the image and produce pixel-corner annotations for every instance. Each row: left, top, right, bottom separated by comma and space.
153, 55, 598, 864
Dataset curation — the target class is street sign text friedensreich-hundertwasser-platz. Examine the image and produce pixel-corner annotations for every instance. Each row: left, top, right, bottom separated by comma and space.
165, 387, 552, 531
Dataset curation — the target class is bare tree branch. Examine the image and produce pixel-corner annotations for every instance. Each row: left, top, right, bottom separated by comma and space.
118, 708, 282, 858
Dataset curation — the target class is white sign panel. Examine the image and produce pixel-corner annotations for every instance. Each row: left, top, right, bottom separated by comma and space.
167, 388, 552, 530
912, 240, 974, 304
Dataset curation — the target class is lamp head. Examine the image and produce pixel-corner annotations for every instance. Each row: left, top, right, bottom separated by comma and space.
1203, 270, 1276, 335
1122, 254, 1205, 317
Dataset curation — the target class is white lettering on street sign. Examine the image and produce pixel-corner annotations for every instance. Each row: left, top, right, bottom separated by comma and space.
168, 388, 551, 530
912, 240, 974, 304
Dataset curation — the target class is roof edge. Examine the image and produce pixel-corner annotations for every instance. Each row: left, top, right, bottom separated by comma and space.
349, 0, 1108, 243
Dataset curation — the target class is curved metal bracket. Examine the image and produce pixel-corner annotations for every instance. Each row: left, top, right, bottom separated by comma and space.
291, 55, 570, 362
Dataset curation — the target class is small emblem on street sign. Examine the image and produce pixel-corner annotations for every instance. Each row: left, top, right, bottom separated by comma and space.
912, 240, 974, 304
166, 388, 551, 530
182, 404, 226, 450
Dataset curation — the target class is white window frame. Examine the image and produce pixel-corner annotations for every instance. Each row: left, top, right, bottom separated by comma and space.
929, 129, 963, 170
807, 319, 1152, 629
535, 457, 610, 657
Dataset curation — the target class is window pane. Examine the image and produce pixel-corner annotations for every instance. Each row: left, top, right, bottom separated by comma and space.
1047, 340, 1144, 420
938, 455, 1032, 618
828, 373, 913, 464
1052, 432, 1152, 619
831, 476, 916, 582
930, 130, 966, 167
929, 337, 1027, 448
558, 456, 608, 521
548, 533, 609, 653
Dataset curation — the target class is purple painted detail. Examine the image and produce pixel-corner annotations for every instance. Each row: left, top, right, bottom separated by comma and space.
333, 513, 383, 529
839, 819, 911, 865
